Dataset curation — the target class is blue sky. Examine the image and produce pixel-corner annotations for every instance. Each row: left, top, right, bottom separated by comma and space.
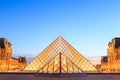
0, 0, 120, 57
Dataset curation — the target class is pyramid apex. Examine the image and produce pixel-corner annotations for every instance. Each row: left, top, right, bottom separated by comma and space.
57, 36, 63, 40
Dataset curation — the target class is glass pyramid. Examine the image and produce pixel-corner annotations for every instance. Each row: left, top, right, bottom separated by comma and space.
24, 36, 97, 73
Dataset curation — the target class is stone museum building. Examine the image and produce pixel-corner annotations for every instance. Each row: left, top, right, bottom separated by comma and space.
101, 38, 120, 71
0, 38, 26, 71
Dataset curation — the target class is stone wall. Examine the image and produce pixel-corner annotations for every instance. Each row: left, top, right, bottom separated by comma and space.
0, 38, 26, 72
101, 38, 120, 72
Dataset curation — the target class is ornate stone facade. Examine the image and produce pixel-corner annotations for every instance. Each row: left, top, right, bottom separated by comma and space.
0, 38, 26, 72
101, 38, 120, 72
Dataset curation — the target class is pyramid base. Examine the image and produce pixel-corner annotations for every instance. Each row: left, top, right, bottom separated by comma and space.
34, 73, 87, 77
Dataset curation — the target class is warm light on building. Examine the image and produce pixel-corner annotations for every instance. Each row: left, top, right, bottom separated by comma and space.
0, 38, 26, 72
2, 37, 120, 73
101, 38, 120, 72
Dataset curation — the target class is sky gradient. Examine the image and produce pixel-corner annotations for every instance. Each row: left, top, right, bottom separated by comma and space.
0, 0, 120, 57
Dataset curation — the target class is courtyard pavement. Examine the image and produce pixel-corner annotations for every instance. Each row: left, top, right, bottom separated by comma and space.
0, 73, 120, 80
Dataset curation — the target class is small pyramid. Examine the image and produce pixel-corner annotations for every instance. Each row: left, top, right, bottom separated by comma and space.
24, 36, 97, 73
